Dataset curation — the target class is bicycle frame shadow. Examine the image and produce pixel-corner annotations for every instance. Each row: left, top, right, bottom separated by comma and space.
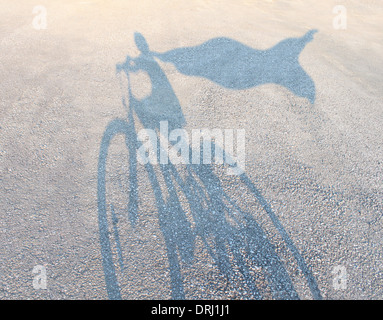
97, 32, 322, 300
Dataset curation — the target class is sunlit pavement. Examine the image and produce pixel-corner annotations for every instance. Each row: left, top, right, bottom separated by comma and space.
0, 0, 382, 299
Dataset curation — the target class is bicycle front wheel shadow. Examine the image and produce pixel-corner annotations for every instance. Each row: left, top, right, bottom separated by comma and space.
97, 118, 137, 300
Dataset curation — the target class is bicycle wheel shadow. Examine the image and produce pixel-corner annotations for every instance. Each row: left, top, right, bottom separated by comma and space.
97, 31, 322, 300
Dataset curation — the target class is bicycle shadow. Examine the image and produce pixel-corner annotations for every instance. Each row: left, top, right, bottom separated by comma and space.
97, 31, 321, 300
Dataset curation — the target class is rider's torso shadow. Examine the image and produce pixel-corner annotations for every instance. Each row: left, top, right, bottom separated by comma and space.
99, 31, 322, 300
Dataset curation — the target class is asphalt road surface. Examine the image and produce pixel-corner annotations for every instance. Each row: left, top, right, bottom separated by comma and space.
0, 0, 382, 299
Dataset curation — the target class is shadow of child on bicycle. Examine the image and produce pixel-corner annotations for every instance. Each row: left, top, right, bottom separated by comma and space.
98, 32, 322, 300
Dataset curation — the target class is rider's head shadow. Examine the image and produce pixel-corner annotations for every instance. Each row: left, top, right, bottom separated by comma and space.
134, 32, 150, 56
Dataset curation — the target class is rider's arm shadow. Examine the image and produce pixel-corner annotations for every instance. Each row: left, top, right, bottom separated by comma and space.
153, 30, 318, 103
